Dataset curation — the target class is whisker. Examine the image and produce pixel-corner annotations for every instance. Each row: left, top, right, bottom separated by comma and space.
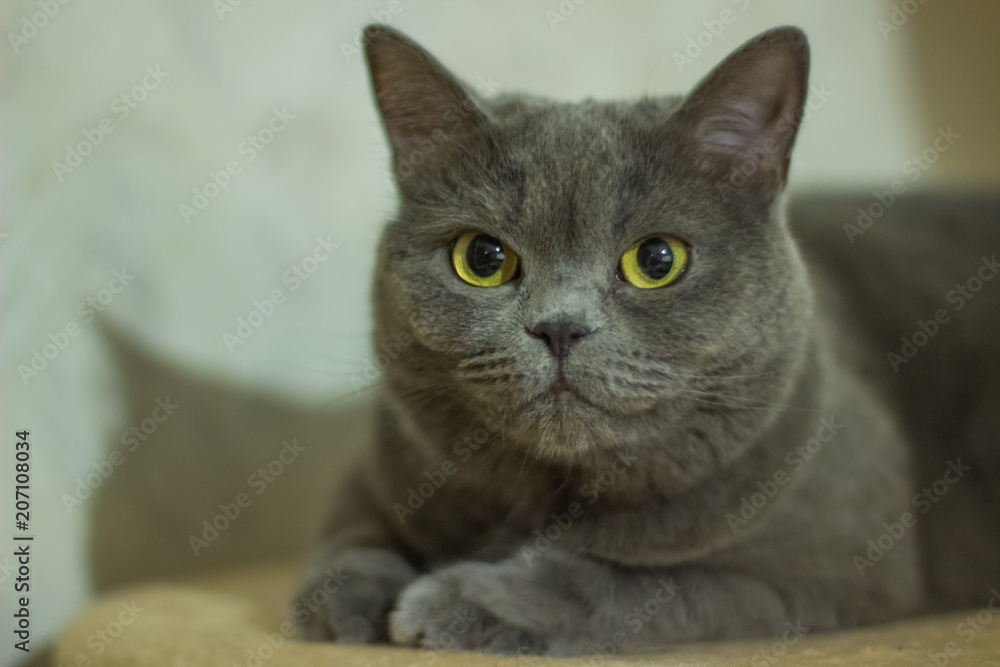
678, 388, 819, 413
672, 370, 783, 381
692, 388, 818, 412
457, 354, 514, 371
676, 392, 775, 413
554, 455, 575, 492
455, 372, 526, 386
400, 387, 453, 411
391, 383, 455, 401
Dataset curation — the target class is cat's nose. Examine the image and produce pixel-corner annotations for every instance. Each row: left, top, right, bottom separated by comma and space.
528, 319, 595, 360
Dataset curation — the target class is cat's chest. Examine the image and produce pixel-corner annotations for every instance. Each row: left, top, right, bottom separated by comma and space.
447, 466, 711, 565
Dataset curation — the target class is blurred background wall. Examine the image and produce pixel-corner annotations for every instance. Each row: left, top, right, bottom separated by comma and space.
1, 1, 997, 665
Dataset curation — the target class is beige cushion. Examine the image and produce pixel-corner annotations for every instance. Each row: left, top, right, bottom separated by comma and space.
57, 562, 1000, 666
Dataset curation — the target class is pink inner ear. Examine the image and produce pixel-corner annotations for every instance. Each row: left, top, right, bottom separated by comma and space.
381, 94, 436, 154
691, 49, 803, 156
696, 97, 775, 151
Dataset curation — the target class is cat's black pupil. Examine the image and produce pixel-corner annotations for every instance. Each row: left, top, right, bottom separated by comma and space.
638, 238, 674, 280
467, 235, 505, 277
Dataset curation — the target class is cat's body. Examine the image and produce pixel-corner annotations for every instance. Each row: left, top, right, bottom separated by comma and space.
295, 26, 999, 654
792, 192, 1000, 610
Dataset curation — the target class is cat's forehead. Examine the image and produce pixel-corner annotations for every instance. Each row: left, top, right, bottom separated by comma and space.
492, 98, 653, 167
474, 98, 682, 249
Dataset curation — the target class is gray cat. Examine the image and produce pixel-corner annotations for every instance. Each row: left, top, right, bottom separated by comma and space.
293, 25, 1000, 655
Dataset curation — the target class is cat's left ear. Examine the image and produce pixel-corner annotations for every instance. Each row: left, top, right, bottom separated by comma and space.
363, 26, 490, 182
670, 26, 809, 194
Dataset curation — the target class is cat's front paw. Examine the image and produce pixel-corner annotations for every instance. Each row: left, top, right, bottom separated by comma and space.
389, 560, 586, 655
293, 547, 417, 644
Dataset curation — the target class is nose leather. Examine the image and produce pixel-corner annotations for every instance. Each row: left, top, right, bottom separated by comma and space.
529, 319, 594, 360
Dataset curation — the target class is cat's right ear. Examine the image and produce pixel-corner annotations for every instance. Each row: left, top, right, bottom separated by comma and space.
363, 26, 489, 182
669, 26, 810, 196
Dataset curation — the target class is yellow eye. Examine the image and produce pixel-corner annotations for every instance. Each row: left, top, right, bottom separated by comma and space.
620, 235, 689, 289
451, 232, 519, 287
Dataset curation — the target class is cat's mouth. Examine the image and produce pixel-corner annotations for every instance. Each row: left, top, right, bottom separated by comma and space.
549, 376, 573, 396
536, 376, 606, 413
548, 378, 586, 404
507, 377, 657, 455
530, 373, 664, 419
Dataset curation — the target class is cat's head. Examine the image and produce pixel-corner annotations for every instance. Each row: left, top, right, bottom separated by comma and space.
363, 25, 814, 480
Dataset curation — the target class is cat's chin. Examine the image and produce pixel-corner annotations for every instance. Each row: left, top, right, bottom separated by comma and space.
500, 385, 653, 459
542, 382, 663, 419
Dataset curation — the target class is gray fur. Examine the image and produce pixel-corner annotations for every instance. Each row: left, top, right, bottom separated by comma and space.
293, 25, 1000, 655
